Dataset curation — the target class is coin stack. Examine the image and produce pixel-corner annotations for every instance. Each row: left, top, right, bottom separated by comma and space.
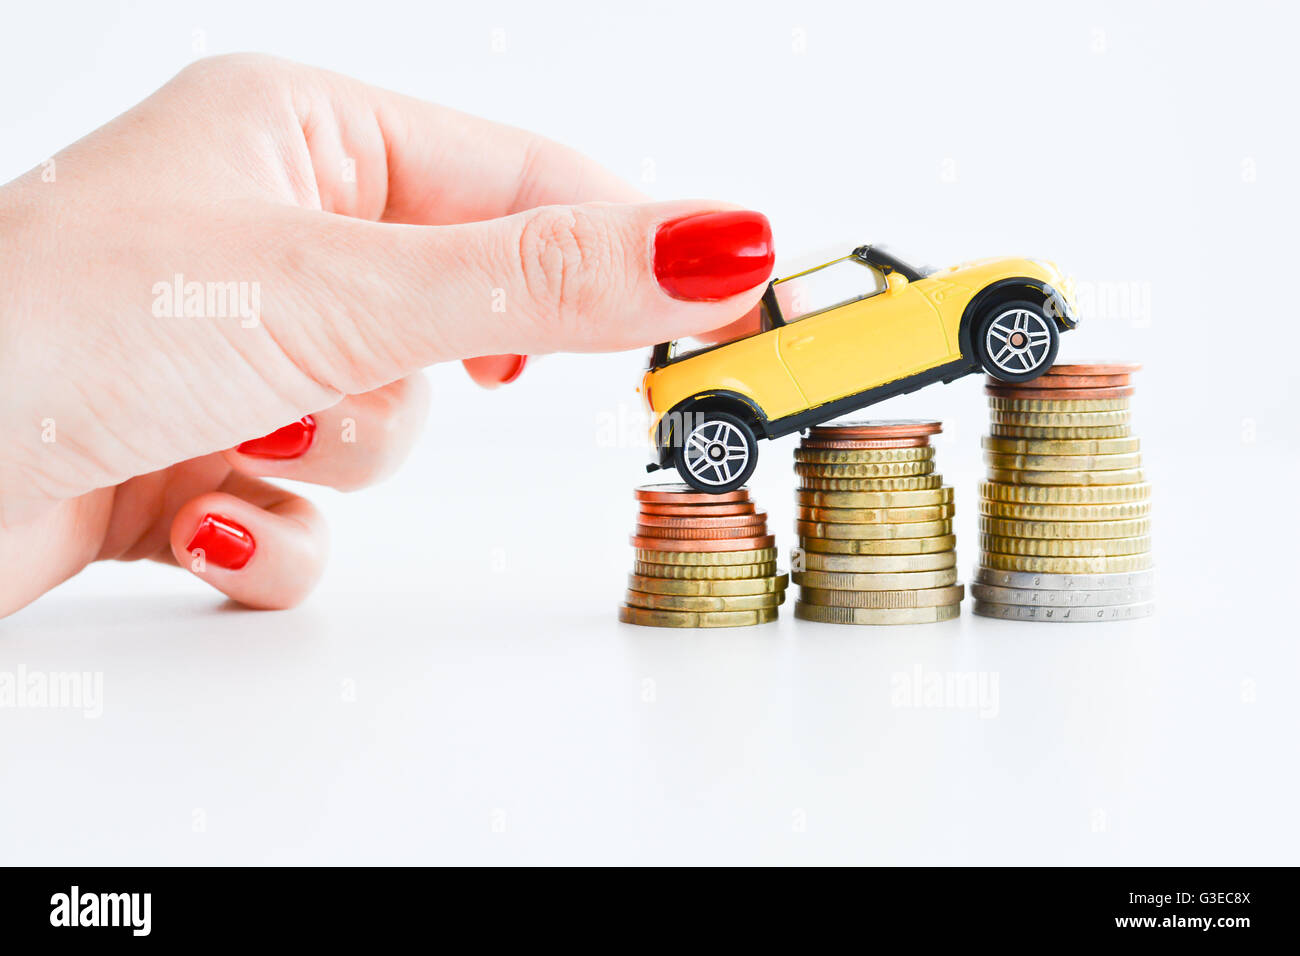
620, 484, 786, 627
972, 363, 1154, 622
791, 420, 963, 625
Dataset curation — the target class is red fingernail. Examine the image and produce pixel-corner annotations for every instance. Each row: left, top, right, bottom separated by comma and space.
186, 514, 256, 570
237, 416, 316, 459
499, 355, 528, 384
654, 210, 774, 301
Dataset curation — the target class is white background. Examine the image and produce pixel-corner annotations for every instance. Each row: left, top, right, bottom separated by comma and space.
1, 0, 1297, 864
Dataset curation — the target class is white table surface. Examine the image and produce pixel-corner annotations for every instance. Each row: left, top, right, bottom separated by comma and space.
4, 402, 1295, 865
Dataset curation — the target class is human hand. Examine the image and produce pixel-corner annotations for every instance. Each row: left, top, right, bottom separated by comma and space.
0, 54, 774, 617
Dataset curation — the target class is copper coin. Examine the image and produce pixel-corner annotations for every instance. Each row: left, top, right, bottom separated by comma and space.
800, 437, 932, 450
634, 483, 750, 504
808, 419, 943, 440
629, 534, 776, 552
636, 512, 768, 530
635, 524, 768, 540
1045, 362, 1142, 376
985, 385, 1135, 400
638, 501, 757, 517
988, 373, 1130, 389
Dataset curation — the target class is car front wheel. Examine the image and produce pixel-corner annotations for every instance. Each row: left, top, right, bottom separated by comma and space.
975, 299, 1060, 382
672, 411, 759, 493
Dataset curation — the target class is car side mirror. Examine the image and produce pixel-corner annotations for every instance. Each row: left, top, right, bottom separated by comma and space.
886, 271, 909, 295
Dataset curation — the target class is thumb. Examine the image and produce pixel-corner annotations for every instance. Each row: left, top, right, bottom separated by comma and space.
281, 203, 773, 392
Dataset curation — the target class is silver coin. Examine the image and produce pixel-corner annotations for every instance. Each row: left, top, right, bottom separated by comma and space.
972, 566, 1155, 591
970, 583, 1154, 607
972, 599, 1155, 622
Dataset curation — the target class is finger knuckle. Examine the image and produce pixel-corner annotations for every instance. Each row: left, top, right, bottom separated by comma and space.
514, 206, 617, 336
176, 53, 290, 96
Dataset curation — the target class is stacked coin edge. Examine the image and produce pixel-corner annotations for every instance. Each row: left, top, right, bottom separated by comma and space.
973, 363, 1155, 622
791, 420, 964, 625
620, 483, 787, 627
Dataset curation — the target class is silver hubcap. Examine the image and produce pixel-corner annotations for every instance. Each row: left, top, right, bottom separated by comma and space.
684, 420, 751, 486
986, 308, 1052, 374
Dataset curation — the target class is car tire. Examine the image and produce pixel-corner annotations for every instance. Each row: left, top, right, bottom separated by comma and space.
974, 299, 1060, 382
671, 410, 760, 493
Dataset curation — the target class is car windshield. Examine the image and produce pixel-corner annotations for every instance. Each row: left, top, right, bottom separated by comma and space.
650, 308, 766, 367
657, 336, 722, 364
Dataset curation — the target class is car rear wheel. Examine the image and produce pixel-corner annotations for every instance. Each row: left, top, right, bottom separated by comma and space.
672, 411, 759, 493
975, 299, 1060, 382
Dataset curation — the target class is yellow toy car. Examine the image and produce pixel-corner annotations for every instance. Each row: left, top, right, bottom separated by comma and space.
643, 244, 1076, 491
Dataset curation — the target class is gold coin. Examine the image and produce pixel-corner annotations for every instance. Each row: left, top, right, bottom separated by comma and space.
791, 549, 957, 573
979, 516, 1151, 539
794, 603, 961, 625
793, 568, 958, 591
981, 436, 1140, 456
634, 547, 778, 566
798, 584, 965, 608
799, 475, 944, 491
980, 534, 1151, 557
796, 503, 955, 524
984, 451, 1142, 472
979, 552, 1154, 573
618, 605, 779, 628
633, 522, 769, 540
799, 533, 957, 555
976, 499, 1152, 521
989, 423, 1131, 439
980, 481, 1151, 504
795, 487, 953, 508
987, 397, 1130, 413
628, 573, 789, 596
625, 589, 785, 612
630, 534, 775, 551
794, 460, 935, 478
985, 467, 1145, 486
793, 447, 935, 464
795, 518, 953, 540
633, 560, 778, 580
989, 409, 1131, 428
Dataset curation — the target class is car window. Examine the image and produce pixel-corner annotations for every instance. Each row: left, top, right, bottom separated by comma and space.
661, 307, 765, 363
664, 335, 722, 362
775, 257, 886, 323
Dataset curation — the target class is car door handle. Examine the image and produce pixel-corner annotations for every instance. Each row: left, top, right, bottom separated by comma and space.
787, 334, 816, 348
